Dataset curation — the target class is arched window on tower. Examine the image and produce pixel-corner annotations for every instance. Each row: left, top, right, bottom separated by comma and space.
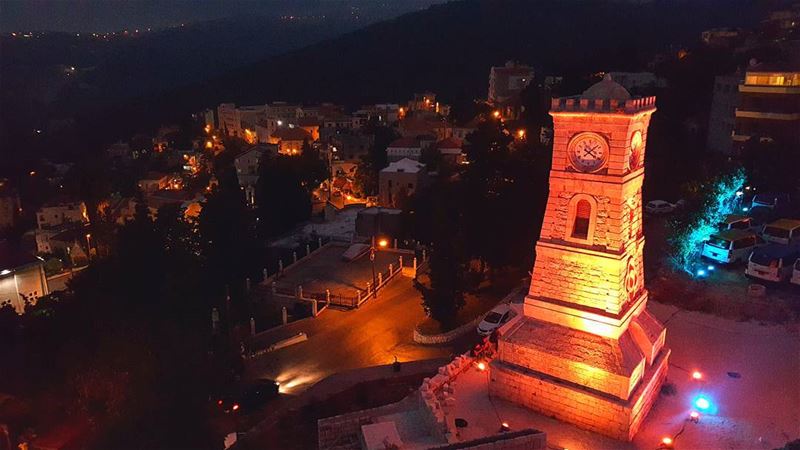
572, 200, 591, 240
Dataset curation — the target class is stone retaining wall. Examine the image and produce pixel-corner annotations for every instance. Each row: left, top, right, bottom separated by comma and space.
413, 316, 482, 344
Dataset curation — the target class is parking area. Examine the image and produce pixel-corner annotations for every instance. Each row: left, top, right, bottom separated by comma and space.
272, 243, 410, 297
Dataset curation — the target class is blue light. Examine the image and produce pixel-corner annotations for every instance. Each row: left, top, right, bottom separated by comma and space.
696, 269, 706, 277
742, 207, 750, 212
707, 265, 715, 271
694, 396, 711, 411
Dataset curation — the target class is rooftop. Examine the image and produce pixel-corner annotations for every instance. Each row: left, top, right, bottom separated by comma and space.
381, 158, 426, 174
272, 127, 312, 141
582, 74, 632, 101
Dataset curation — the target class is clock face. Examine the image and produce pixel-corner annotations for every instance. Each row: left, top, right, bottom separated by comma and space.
568, 132, 609, 173
629, 130, 643, 170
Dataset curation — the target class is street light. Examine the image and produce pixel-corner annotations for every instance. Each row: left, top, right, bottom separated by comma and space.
85, 233, 92, 261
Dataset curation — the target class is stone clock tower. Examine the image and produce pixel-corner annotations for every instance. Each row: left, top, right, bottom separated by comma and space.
489, 75, 670, 441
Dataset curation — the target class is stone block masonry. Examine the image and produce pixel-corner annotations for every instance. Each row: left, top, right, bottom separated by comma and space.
489, 345, 670, 441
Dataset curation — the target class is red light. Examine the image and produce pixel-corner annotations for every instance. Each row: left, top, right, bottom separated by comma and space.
661, 437, 673, 446
690, 411, 699, 419
217, 400, 223, 405
232, 403, 240, 411
692, 371, 702, 380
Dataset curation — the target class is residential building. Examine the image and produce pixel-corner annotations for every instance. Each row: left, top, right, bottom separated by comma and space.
330, 132, 374, 161
36, 199, 88, 230
35, 226, 91, 263
270, 127, 313, 155
434, 137, 465, 166
294, 117, 321, 141
265, 102, 301, 120
217, 103, 267, 139
138, 172, 170, 194
733, 68, 800, 152
0, 179, 19, 231
386, 137, 423, 162
0, 241, 49, 314
707, 74, 743, 154
234, 144, 275, 205
217, 103, 239, 136
379, 158, 428, 207
488, 61, 534, 119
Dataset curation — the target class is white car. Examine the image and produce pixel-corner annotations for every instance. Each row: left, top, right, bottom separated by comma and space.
645, 200, 675, 215
791, 258, 800, 286
477, 304, 514, 336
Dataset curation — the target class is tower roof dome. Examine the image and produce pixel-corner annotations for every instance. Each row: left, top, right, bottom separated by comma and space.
582, 74, 631, 101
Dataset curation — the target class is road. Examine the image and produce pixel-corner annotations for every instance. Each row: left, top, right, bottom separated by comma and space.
245, 276, 471, 395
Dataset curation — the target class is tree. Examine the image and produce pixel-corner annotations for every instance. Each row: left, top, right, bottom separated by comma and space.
255, 155, 313, 238
354, 120, 396, 196
667, 167, 746, 274
198, 166, 259, 322
422, 184, 466, 329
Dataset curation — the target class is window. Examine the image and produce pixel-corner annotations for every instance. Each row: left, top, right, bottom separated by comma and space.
408, 183, 414, 189
571, 200, 591, 240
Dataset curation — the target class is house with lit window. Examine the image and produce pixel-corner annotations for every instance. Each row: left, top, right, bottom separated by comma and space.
0, 241, 49, 314
488, 61, 534, 119
138, 172, 170, 194
733, 67, 800, 152
36, 198, 88, 230
270, 127, 313, 155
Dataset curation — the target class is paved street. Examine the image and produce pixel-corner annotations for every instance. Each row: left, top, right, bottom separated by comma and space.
245, 276, 470, 395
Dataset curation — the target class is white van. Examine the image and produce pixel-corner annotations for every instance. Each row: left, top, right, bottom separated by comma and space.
745, 244, 800, 283
761, 219, 800, 247
702, 230, 765, 264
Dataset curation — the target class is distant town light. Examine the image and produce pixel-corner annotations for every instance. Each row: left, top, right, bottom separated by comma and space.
500, 422, 510, 432
492, 110, 501, 119
517, 129, 526, 138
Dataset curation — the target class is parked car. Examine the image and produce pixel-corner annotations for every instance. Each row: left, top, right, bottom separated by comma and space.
701, 229, 765, 264
477, 304, 514, 336
745, 244, 800, 283
644, 200, 675, 215
761, 219, 800, 247
215, 379, 280, 414
791, 258, 800, 286
751, 193, 791, 211
719, 214, 756, 232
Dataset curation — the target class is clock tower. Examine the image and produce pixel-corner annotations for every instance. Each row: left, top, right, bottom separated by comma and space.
489, 75, 670, 441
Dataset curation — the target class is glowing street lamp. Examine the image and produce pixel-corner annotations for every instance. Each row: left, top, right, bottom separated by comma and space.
694, 395, 711, 411
476, 361, 486, 371
659, 436, 674, 449
692, 370, 703, 380
378, 238, 388, 248
492, 110, 501, 119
